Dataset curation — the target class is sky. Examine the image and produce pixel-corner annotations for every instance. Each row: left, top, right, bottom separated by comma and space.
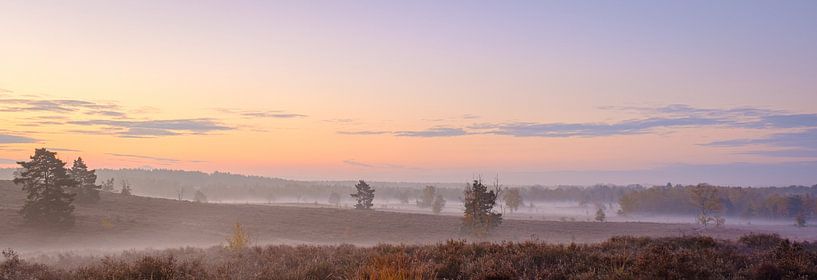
1, 1, 816, 186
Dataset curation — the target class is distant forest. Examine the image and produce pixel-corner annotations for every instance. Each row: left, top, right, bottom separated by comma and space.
1, 168, 815, 222
619, 184, 817, 221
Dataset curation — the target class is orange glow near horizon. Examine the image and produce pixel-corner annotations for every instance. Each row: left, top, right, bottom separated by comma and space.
2, 1, 816, 185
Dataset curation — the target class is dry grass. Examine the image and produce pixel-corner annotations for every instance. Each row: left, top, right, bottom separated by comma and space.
3, 234, 816, 279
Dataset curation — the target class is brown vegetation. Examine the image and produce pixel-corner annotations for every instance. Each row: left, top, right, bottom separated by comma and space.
3, 234, 816, 279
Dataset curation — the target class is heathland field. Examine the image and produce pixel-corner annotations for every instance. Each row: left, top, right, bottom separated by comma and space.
1, 180, 813, 255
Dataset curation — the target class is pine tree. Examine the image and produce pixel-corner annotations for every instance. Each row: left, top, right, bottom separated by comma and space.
14, 148, 77, 227
462, 179, 502, 236
350, 180, 375, 210
68, 157, 101, 203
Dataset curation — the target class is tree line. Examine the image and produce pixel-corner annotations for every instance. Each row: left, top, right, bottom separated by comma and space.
619, 183, 817, 226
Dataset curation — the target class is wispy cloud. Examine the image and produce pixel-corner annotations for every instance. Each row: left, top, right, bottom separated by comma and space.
339, 105, 817, 141
343, 159, 375, 168
600, 104, 779, 119
475, 117, 724, 137
751, 114, 817, 129
394, 127, 469, 137
343, 159, 414, 169
107, 153, 180, 163
703, 128, 817, 158
69, 119, 232, 138
241, 112, 307, 118
0, 134, 37, 144
704, 128, 817, 149
323, 118, 356, 123
47, 147, 82, 152
337, 130, 392, 135
216, 108, 307, 119
0, 97, 124, 117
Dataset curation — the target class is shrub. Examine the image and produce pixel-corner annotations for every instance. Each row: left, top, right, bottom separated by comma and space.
226, 223, 250, 251
3, 234, 817, 279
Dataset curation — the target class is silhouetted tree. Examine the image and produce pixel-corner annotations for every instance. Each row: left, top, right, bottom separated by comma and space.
417, 186, 436, 208
176, 187, 185, 201
689, 184, 723, 227
595, 207, 606, 222
14, 149, 77, 227
462, 179, 502, 236
503, 188, 522, 212
101, 178, 115, 192
68, 157, 101, 204
787, 195, 807, 227
350, 180, 374, 210
194, 190, 208, 203
120, 180, 132, 196
328, 192, 341, 207
432, 194, 446, 215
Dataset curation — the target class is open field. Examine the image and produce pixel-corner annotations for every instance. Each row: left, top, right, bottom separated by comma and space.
1, 180, 815, 255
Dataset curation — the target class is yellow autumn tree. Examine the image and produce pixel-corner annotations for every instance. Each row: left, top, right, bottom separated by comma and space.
226, 222, 250, 251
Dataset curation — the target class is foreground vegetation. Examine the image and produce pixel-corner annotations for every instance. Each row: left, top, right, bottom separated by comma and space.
3, 234, 815, 280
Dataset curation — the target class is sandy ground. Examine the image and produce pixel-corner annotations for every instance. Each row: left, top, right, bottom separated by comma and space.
1, 180, 814, 255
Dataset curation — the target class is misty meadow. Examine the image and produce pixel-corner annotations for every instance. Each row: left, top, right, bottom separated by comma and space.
2, 1, 817, 279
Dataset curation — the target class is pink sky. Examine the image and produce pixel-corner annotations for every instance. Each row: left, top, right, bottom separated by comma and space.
1, 1, 816, 185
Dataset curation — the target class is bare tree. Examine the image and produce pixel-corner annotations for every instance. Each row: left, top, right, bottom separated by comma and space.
688, 184, 723, 227
503, 188, 522, 213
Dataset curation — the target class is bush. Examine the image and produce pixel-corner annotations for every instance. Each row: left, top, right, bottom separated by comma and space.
226, 223, 250, 251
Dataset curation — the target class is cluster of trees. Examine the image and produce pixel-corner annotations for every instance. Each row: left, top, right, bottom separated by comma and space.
12, 149, 106, 227
620, 183, 817, 226
416, 186, 446, 214
346, 178, 503, 236
503, 188, 522, 213
10, 149, 147, 228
